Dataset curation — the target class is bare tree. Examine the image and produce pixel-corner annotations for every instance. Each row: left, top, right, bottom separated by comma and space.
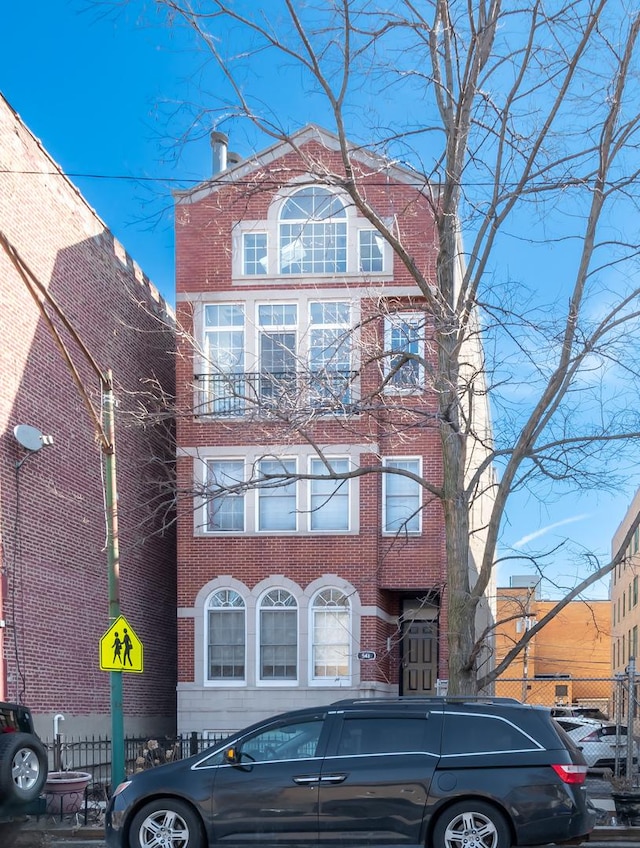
145, 0, 640, 693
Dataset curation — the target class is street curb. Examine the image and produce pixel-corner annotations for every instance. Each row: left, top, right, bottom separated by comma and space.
591, 825, 640, 840
11, 826, 105, 846
10, 823, 640, 846
15, 825, 640, 840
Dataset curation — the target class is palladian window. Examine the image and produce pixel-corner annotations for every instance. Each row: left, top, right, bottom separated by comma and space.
279, 187, 347, 274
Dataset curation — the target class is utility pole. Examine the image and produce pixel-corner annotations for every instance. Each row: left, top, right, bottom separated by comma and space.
103, 372, 124, 789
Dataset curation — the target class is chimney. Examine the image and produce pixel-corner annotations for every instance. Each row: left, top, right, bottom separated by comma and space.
227, 151, 242, 168
210, 131, 228, 174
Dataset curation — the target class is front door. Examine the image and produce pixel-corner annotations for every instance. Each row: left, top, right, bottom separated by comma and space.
401, 620, 437, 695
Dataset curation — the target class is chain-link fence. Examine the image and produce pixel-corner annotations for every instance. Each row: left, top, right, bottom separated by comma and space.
496, 667, 639, 781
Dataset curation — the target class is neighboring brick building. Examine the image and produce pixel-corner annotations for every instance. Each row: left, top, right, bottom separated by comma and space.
495, 579, 612, 713
0, 93, 177, 737
174, 126, 495, 733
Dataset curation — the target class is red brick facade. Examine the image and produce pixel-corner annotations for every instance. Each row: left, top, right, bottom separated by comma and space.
0, 94, 176, 737
175, 128, 451, 732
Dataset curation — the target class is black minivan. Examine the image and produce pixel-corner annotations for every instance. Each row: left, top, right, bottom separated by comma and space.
106, 697, 595, 848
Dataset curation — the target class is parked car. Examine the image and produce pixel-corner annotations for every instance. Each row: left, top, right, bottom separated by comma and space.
0, 701, 48, 819
554, 715, 638, 771
551, 706, 609, 721
106, 697, 595, 848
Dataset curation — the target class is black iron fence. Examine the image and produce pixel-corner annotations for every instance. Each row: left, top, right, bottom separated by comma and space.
44, 731, 225, 791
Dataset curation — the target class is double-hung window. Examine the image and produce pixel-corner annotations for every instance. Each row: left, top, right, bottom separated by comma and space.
311, 589, 350, 680
207, 589, 246, 681
203, 304, 245, 414
258, 304, 298, 404
280, 187, 347, 274
258, 459, 297, 531
384, 312, 424, 390
359, 229, 384, 272
259, 589, 298, 680
206, 460, 245, 532
243, 232, 268, 275
383, 458, 422, 534
309, 458, 350, 531
309, 301, 352, 406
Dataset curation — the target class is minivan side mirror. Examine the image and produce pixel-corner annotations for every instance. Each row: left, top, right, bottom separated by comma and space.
224, 747, 238, 764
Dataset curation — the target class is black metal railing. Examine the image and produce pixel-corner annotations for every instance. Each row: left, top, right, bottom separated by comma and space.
194, 370, 358, 416
45, 731, 225, 789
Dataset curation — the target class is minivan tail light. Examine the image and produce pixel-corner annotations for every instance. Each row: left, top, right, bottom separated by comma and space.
552, 764, 587, 784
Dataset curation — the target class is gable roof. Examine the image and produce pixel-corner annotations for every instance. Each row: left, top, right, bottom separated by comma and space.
175, 124, 428, 205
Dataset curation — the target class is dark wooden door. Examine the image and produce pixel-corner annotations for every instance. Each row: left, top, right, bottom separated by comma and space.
401, 621, 437, 695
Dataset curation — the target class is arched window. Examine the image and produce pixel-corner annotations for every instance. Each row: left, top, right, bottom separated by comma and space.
207, 589, 245, 681
279, 187, 347, 274
311, 589, 350, 680
259, 589, 298, 680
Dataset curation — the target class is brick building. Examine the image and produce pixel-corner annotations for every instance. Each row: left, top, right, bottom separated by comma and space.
174, 127, 495, 733
495, 579, 612, 712
0, 93, 176, 737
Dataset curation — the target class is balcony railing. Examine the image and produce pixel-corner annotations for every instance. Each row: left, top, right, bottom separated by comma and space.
194, 370, 357, 417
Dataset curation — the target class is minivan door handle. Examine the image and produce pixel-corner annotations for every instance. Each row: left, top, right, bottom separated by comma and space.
293, 774, 321, 784
320, 774, 347, 784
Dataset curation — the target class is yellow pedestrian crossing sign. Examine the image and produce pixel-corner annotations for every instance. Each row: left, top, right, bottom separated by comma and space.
100, 615, 144, 673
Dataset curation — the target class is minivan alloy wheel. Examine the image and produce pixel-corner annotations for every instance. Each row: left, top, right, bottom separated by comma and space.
129, 798, 204, 848
435, 801, 510, 848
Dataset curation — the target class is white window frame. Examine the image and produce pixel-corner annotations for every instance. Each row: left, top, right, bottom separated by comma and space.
309, 588, 352, 685
204, 459, 246, 533
231, 183, 393, 282
257, 588, 299, 685
257, 303, 299, 385
206, 589, 247, 685
203, 303, 246, 372
201, 304, 246, 416
382, 457, 422, 535
193, 446, 362, 536
257, 457, 298, 532
358, 228, 386, 273
384, 312, 425, 393
308, 457, 350, 532
242, 231, 268, 275
279, 186, 347, 275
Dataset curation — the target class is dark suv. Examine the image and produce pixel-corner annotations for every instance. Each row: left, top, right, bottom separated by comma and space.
106, 697, 595, 848
0, 701, 48, 818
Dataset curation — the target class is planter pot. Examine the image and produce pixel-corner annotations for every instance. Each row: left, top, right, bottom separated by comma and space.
44, 770, 91, 814
612, 791, 640, 826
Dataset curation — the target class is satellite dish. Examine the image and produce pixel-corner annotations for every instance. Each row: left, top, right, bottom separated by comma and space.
13, 424, 45, 452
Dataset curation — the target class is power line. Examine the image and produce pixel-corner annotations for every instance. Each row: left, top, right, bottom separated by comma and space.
0, 167, 591, 191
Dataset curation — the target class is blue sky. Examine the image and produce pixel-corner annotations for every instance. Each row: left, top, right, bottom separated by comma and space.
2, 1, 636, 598
1, 1, 206, 301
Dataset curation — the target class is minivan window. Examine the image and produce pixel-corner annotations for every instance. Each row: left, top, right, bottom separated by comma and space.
441, 713, 540, 754
337, 716, 432, 755
240, 719, 324, 762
